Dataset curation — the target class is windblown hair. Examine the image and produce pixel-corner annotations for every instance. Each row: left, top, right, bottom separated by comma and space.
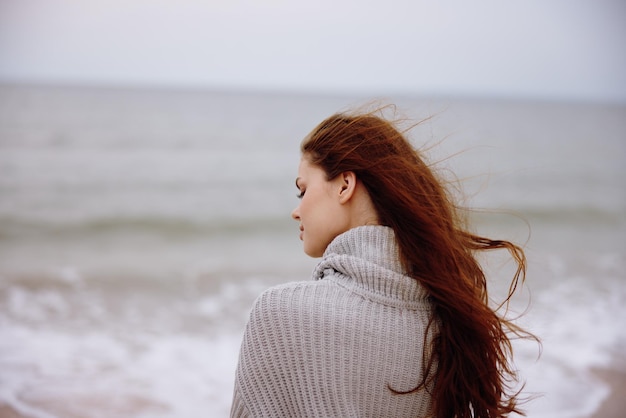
301, 108, 535, 418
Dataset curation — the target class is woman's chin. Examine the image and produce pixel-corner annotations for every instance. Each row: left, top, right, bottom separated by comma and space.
303, 244, 324, 258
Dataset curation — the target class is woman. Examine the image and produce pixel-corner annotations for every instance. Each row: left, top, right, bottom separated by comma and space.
231, 108, 533, 418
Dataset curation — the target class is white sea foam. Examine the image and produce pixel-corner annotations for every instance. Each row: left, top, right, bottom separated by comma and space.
0, 283, 251, 417
2, 253, 623, 418
510, 250, 626, 417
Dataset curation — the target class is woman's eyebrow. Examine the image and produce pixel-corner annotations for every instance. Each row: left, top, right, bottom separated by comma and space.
295, 177, 301, 188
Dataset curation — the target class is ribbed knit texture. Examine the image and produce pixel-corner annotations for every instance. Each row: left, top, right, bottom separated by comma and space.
230, 226, 436, 417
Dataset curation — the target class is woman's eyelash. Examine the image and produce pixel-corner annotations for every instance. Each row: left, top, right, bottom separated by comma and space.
297, 190, 305, 199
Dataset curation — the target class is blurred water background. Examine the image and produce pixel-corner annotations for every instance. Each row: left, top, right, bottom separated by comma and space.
0, 84, 624, 417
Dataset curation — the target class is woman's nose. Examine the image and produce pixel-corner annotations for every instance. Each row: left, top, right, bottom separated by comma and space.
291, 206, 300, 221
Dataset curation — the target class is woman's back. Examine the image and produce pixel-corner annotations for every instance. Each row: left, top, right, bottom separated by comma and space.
231, 226, 436, 417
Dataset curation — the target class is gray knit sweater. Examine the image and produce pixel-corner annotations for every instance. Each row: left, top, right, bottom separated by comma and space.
230, 225, 436, 417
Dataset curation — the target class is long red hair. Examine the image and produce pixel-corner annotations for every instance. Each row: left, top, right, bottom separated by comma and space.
301, 108, 535, 418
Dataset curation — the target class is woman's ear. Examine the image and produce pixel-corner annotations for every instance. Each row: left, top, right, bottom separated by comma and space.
338, 171, 357, 204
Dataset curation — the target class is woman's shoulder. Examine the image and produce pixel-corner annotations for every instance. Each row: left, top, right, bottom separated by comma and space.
250, 279, 338, 317
240, 280, 341, 351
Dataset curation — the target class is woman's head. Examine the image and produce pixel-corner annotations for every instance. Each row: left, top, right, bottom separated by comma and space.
294, 110, 456, 273
291, 148, 380, 258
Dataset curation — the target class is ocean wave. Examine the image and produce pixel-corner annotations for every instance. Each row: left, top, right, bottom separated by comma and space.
0, 215, 294, 239
470, 205, 625, 224
1, 205, 623, 239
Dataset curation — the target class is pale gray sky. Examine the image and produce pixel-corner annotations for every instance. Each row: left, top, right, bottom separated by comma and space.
1, 0, 625, 102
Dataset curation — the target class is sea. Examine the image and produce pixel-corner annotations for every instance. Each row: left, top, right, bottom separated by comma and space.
0, 84, 624, 418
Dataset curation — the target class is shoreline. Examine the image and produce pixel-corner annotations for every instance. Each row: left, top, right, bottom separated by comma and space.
2, 369, 624, 418
591, 366, 626, 418
0, 405, 26, 418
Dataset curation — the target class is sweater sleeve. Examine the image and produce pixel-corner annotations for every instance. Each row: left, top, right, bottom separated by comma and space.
230, 284, 303, 418
230, 385, 251, 418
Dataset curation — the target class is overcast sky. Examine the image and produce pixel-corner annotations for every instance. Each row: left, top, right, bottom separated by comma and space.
1, 0, 625, 102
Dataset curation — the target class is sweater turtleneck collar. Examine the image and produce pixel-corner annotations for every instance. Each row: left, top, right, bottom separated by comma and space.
312, 225, 431, 310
